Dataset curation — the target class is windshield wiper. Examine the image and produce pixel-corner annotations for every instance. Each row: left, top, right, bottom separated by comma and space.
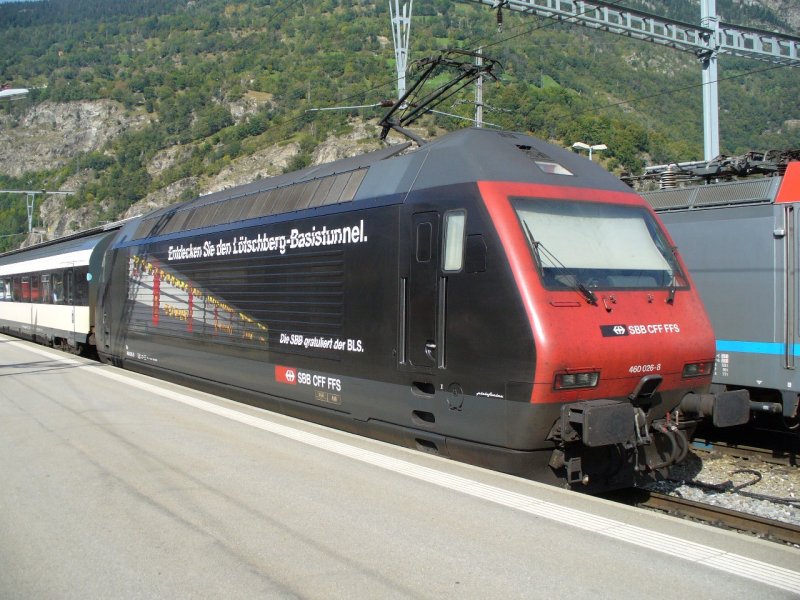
522, 221, 598, 306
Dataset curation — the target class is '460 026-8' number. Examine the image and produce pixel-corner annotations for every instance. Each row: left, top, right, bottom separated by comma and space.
629, 363, 661, 374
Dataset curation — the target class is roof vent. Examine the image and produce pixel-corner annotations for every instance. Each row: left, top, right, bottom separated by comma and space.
516, 144, 573, 176
515, 144, 553, 162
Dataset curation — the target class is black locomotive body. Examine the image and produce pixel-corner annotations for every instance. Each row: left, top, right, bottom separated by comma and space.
96, 151, 558, 477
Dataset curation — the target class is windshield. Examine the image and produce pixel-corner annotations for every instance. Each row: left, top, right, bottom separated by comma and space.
513, 197, 687, 291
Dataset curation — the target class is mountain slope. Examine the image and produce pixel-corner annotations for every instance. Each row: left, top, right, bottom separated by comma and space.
0, 0, 797, 248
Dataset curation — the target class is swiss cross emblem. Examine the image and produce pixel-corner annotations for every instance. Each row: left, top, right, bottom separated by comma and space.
275, 365, 298, 385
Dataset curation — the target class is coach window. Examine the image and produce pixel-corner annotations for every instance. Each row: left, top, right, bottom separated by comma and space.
0, 278, 8, 300
52, 273, 63, 304
21, 276, 30, 302
30, 275, 40, 303
74, 266, 89, 305
41, 274, 51, 304
65, 270, 74, 305
442, 210, 466, 272
12, 276, 21, 301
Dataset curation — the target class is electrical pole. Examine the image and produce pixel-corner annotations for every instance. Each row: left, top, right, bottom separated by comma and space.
0, 190, 75, 233
464, 0, 799, 160
390, 0, 413, 100
475, 48, 483, 128
700, 0, 720, 160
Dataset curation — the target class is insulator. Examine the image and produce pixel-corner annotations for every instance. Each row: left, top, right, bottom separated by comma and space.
660, 164, 678, 189
496, 6, 503, 31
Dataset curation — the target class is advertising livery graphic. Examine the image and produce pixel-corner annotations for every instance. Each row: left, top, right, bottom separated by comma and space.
166, 220, 368, 262
129, 252, 268, 345
127, 218, 369, 357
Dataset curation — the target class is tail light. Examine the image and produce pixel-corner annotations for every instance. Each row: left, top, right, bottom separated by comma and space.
682, 361, 714, 378
554, 371, 600, 390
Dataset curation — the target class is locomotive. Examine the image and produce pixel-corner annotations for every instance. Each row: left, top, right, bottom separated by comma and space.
0, 128, 751, 492
642, 160, 800, 431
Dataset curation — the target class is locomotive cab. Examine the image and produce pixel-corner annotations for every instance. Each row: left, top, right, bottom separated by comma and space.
478, 178, 750, 489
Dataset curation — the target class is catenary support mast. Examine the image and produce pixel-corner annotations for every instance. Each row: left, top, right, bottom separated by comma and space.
464, 0, 799, 160
390, 0, 413, 99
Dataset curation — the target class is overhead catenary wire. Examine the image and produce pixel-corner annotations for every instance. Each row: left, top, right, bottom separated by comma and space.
456, 0, 797, 129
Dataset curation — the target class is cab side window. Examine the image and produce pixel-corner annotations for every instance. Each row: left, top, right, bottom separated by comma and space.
442, 210, 466, 273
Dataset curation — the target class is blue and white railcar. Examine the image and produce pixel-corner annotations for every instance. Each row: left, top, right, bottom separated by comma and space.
643, 161, 800, 427
0, 227, 117, 352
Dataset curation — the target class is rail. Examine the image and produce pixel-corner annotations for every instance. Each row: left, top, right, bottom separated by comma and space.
636, 491, 800, 546
691, 439, 798, 467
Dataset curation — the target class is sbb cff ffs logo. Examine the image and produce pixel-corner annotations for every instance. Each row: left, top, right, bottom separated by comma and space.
600, 323, 681, 337
275, 365, 297, 385
275, 365, 343, 392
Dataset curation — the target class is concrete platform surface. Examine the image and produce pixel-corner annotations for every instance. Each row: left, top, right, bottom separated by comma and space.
1, 335, 798, 599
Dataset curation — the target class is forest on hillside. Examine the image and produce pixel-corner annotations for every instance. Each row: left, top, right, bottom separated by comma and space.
0, 0, 797, 248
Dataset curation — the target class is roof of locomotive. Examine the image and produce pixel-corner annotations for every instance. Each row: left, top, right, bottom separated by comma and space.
126, 129, 634, 241
355, 128, 633, 199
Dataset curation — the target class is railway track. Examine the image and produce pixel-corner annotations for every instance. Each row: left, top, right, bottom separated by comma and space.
628, 491, 800, 547
691, 439, 798, 467
692, 422, 799, 468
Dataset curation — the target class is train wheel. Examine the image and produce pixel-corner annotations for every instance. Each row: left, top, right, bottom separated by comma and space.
782, 415, 799, 431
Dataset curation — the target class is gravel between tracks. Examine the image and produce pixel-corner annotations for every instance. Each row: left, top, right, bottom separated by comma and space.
645, 451, 800, 527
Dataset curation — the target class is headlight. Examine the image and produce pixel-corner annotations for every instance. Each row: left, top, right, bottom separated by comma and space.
554, 371, 600, 390
682, 361, 714, 378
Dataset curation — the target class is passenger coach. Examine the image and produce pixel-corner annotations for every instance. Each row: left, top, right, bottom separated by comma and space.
0, 225, 119, 353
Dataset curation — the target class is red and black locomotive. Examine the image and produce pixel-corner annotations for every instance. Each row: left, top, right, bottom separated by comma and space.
0, 129, 750, 492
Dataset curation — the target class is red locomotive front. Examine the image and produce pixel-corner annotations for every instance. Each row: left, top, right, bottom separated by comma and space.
480, 180, 748, 487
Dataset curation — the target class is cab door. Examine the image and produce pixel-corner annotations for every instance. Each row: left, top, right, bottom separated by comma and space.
402, 209, 468, 372
407, 211, 440, 368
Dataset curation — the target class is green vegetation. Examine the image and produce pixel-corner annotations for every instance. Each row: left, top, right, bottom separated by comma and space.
0, 0, 797, 244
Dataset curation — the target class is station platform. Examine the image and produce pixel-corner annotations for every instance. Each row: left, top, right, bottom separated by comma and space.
1, 335, 798, 599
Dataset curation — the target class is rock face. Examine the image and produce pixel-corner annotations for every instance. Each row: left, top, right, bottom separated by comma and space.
0, 100, 150, 178
204, 142, 302, 195
36, 194, 100, 240
754, 0, 800, 30
123, 178, 200, 220
311, 120, 384, 164
1, 98, 405, 244
122, 120, 389, 221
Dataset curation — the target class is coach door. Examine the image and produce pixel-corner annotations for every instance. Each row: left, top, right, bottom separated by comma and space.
780, 202, 798, 418
64, 268, 76, 344
405, 211, 442, 369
